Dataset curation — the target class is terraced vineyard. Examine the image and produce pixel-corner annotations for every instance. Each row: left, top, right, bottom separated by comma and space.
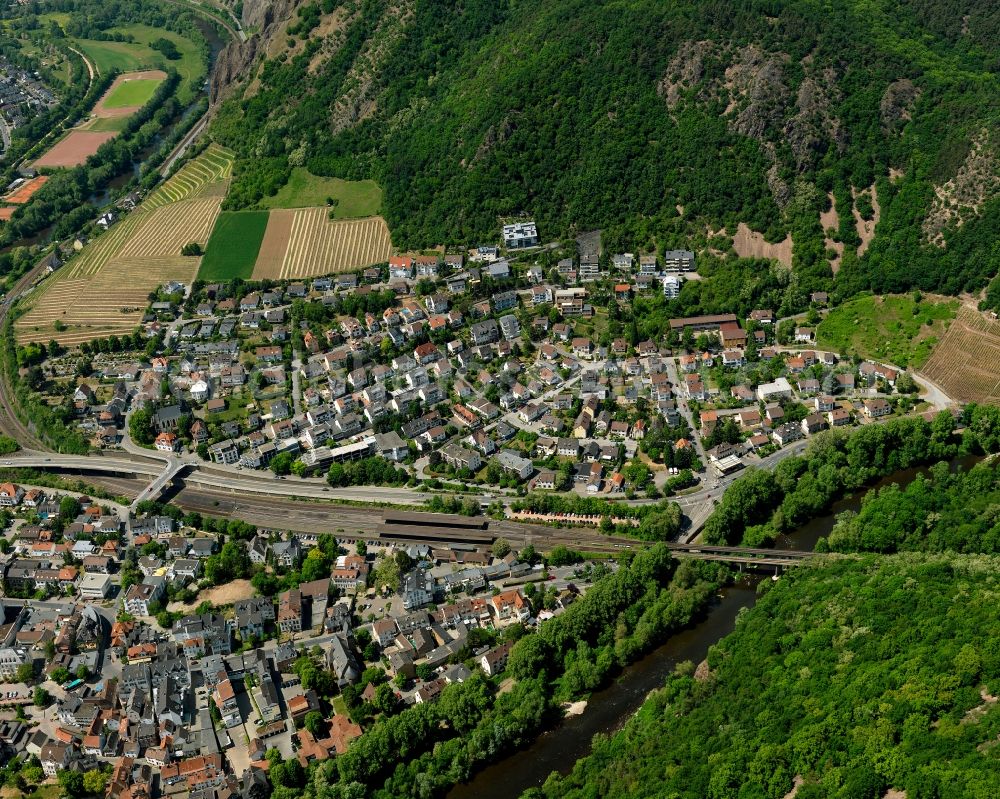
921, 306, 1000, 405
117, 198, 221, 259
144, 145, 233, 210
15, 147, 234, 345
251, 209, 393, 280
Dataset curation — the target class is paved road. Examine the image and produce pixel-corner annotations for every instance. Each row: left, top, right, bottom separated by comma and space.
68, 47, 96, 80
912, 370, 954, 411
163, 0, 245, 42
664, 356, 708, 463
0, 115, 11, 152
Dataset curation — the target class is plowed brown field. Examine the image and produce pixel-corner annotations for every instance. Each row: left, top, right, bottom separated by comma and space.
251, 208, 392, 280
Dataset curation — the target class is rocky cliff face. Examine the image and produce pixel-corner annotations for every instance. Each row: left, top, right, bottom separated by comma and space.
209, 0, 301, 103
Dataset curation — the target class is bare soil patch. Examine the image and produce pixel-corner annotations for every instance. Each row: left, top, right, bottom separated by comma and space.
782, 776, 804, 799
253, 209, 295, 279
821, 192, 844, 273
853, 183, 880, 257
732, 223, 793, 266
168, 579, 254, 612
34, 130, 116, 168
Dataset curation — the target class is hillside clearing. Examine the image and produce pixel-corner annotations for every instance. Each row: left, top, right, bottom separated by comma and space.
816, 294, 957, 369
259, 168, 383, 217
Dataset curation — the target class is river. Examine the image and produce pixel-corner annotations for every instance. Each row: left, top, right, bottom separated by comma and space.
447, 454, 982, 799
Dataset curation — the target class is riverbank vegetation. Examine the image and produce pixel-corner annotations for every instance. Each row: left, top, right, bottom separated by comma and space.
702, 407, 1000, 547
825, 458, 1000, 554
534, 553, 1000, 799
1, 318, 91, 453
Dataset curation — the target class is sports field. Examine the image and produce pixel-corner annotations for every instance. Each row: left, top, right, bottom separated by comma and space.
82, 117, 131, 133
92, 70, 166, 117
251, 209, 393, 280
34, 69, 166, 169
34, 131, 116, 168
260, 168, 383, 218
3, 176, 48, 204
102, 78, 160, 108
16, 145, 234, 345
198, 211, 270, 281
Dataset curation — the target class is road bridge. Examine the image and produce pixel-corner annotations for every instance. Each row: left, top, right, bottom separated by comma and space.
2, 453, 165, 478
665, 542, 813, 568
130, 459, 189, 510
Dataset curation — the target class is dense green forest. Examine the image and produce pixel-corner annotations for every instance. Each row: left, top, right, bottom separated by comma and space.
825, 458, 1000, 554
534, 553, 1000, 799
212, 0, 999, 305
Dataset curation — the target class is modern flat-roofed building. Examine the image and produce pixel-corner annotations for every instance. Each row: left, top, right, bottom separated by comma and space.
502, 221, 538, 249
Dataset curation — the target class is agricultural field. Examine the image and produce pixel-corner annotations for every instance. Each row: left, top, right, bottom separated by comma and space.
921, 306, 1000, 405
815, 294, 958, 369
259, 168, 383, 218
251, 209, 393, 280
198, 211, 270, 281
144, 146, 233, 209
15, 146, 234, 345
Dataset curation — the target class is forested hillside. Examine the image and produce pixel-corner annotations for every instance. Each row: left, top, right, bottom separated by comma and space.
533, 554, 1000, 799
211, 0, 1000, 301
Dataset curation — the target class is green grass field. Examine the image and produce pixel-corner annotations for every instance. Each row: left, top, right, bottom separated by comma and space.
198, 211, 270, 281
73, 24, 205, 103
85, 116, 132, 132
259, 168, 383, 218
103, 78, 162, 108
816, 294, 958, 369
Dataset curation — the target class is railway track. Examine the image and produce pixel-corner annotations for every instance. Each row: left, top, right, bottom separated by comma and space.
0, 262, 56, 451
171, 485, 640, 553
